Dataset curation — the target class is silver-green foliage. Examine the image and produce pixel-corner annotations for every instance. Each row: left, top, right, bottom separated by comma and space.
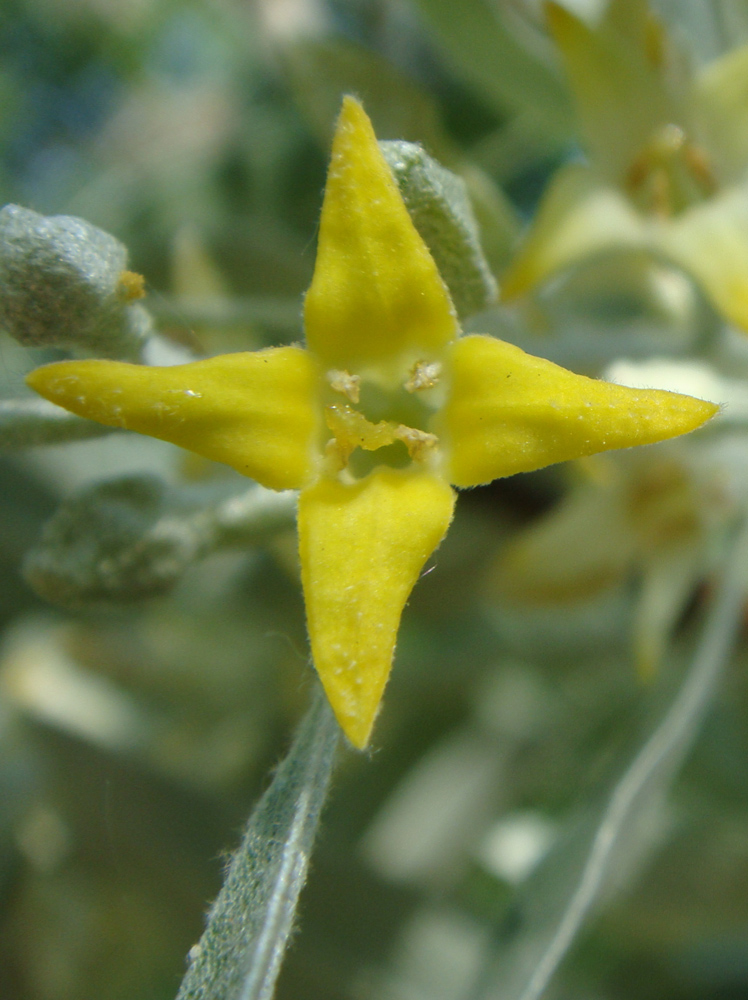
0, 204, 152, 359
471, 516, 748, 1000
24, 475, 298, 607
381, 140, 498, 319
176, 686, 339, 1000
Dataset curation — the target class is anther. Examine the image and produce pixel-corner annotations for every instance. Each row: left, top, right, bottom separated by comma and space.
327, 369, 361, 403
405, 360, 442, 392
395, 426, 438, 460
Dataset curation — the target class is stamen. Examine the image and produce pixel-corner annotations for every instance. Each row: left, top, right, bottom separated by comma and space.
405, 360, 442, 392
625, 123, 717, 216
325, 404, 398, 464
394, 425, 438, 460
683, 143, 716, 195
324, 404, 439, 468
117, 270, 146, 301
327, 369, 361, 403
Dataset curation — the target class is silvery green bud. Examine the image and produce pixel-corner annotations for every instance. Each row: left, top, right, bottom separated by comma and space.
380, 141, 498, 319
0, 204, 152, 359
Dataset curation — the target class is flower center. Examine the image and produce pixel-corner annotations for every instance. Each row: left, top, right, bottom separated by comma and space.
625, 123, 716, 217
323, 360, 443, 479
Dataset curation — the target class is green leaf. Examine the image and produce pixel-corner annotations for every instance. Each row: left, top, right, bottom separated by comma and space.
283, 37, 451, 159
24, 475, 297, 607
412, 0, 572, 147
175, 686, 339, 1000
380, 140, 499, 318
471, 516, 748, 1000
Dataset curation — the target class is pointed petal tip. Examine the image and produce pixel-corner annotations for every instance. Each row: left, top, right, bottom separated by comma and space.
26, 359, 66, 389
25, 362, 52, 396
333, 94, 376, 157
305, 89, 458, 369
443, 336, 721, 488
337, 706, 376, 751
27, 351, 320, 490
684, 396, 720, 429
26, 360, 103, 410
544, 0, 586, 48
339, 93, 366, 120
299, 470, 456, 751
646, 391, 719, 439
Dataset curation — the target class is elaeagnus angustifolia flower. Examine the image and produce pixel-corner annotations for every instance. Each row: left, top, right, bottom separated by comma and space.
26, 97, 718, 747
503, 0, 748, 334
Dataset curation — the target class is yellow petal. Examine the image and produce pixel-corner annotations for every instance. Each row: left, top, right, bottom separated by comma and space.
298, 468, 455, 748
26, 348, 320, 490
693, 42, 748, 185
440, 335, 719, 487
500, 164, 644, 300
545, 0, 676, 184
661, 184, 748, 332
304, 96, 458, 376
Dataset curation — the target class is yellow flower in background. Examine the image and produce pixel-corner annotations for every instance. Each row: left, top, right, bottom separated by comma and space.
27, 97, 717, 748
503, 0, 748, 333
487, 449, 724, 680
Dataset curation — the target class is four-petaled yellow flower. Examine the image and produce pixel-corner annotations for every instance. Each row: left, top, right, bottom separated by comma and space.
26, 97, 718, 748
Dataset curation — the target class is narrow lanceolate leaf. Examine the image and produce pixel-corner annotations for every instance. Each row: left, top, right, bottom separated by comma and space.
176, 686, 339, 1000
380, 140, 498, 320
471, 517, 748, 1000
411, 0, 572, 145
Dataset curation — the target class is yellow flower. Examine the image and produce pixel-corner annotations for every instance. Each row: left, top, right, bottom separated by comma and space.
26, 97, 717, 748
487, 449, 722, 679
503, 0, 748, 332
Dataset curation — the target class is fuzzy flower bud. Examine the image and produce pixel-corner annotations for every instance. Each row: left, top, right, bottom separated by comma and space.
0, 204, 152, 359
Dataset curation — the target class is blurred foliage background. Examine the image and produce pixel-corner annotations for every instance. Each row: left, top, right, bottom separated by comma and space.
3, 1, 748, 998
